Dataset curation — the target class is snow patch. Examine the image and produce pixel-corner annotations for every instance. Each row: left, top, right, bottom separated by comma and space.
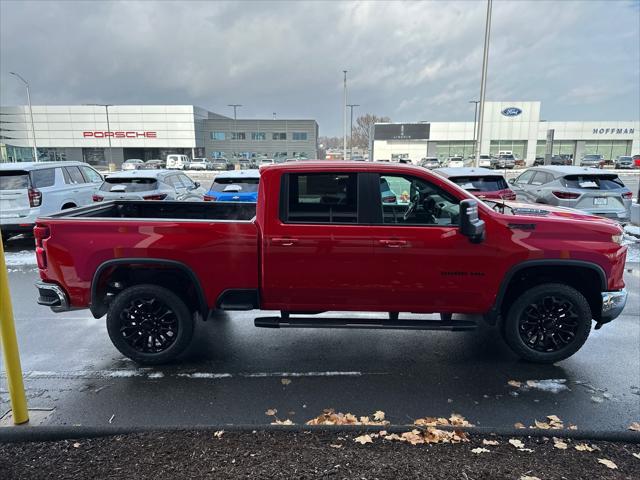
3, 250, 37, 266
624, 224, 640, 238
524, 379, 569, 393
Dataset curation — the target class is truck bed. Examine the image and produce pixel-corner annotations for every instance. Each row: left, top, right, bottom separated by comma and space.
44, 200, 256, 221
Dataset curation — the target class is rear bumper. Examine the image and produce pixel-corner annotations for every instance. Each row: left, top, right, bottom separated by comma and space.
600, 289, 627, 324
35, 281, 70, 312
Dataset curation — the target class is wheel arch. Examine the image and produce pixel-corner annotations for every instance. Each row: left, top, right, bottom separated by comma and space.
90, 258, 209, 319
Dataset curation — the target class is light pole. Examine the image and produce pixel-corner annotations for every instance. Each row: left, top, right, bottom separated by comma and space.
469, 100, 480, 158
9, 72, 38, 162
474, 0, 492, 168
228, 104, 242, 163
84, 104, 113, 166
272, 112, 276, 120
347, 104, 359, 159
343, 70, 347, 161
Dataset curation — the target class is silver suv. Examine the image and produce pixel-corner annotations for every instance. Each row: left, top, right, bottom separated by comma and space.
93, 170, 206, 202
1, 161, 103, 241
509, 166, 632, 220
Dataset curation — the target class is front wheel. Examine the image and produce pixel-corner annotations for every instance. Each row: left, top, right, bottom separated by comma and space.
502, 283, 592, 363
106, 284, 194, 364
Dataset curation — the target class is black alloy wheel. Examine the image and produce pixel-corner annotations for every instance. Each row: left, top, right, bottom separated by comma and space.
518, 295, 579, 353
120, 296, 178, 354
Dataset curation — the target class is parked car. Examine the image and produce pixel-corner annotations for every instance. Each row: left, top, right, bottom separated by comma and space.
92, 170, 206, 202
495, 154, 516, 169
477, 155, 493, 168
204, 170, 260, 202
259, 158, 275, 166
419, 157, 441, 169
144, 159, 165, 169
166, 154, 190, 170
0, 161, 103, 241
534, 157, 545, 166
447, 156, 465, 168
614, 156, 634, 169
188, 158, 212, 171
508, 166, 632, 220
122, 159, 144, 171
211, 158, 233, 171
434, 167, 516, 200
580, 154, 604, 168
632, 154, 640, 168
35, 161, 627, 366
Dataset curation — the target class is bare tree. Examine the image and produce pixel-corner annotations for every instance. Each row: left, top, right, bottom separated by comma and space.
352, 114, 391, 149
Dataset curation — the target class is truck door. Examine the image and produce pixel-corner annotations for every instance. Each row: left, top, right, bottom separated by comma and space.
261, 171, 377, 311
365, 172, 496, 313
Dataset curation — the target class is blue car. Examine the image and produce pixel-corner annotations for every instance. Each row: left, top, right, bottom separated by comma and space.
205, 170, 260, 202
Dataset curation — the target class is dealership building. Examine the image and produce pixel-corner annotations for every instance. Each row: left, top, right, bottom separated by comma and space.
0, 105, 319, 166
372, 101, 639, 164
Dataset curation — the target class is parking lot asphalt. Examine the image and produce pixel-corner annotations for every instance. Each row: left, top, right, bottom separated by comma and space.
1, 234, 639, 431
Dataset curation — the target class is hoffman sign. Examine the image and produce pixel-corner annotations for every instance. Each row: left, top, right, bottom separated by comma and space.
83, 131, 157, 138
592, 128, 634, 135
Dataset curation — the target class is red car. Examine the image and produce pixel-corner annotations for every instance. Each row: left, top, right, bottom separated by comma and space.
434, 167, 517, 200
632, 154, 640, 168
34, 162, 627, 365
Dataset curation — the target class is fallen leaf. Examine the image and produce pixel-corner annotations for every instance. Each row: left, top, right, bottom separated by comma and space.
378, 430, 387, 436
383, 433, 403, 441
553, 438, 568, 450
401, 430, 425, 445
519, 448, 535, 452
575, 443, 595, 452
354, 434, 373, 445
514, 422, 526, 429
597, 458, 618, 469
271, 419, 294, 425
519, 476, 541, 480
213, 430, 224, 439
280, 378, 291, 385
509, 439, 525, 449
449, 413, 473, 427
632, 452, 640, 460
471, 447, 490, 454
72, 442, 80, 448
373, 410, 385, 421
329, 444, 342, 449
265, 408, 277, 416
567, 424, 578, 430
359, 416, 371, 424
482, 439, 499, 446
534, 420, 551, 429
547, 414, 562, 423
508, 380, 522, 388
629, 422, 640, 432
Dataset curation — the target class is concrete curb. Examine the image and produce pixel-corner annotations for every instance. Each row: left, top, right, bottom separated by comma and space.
0, 423, 638, 444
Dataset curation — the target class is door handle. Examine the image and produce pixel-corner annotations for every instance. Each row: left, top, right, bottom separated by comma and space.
272, 237, 299, 246
378, 239, 408, 248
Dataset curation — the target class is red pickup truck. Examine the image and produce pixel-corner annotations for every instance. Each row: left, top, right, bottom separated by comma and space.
34, 162, 628, 364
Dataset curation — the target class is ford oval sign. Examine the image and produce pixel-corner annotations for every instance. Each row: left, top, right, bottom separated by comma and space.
501, 107, 522, 117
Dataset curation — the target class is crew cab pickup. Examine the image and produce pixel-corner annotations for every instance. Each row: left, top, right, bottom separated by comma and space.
34, 162, 628, 364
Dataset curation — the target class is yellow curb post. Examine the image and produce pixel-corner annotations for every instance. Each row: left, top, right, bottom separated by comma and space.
0, 231, 29, 424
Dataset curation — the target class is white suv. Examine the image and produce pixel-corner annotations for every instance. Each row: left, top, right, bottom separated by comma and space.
0, 161, 103, 241
166, 154, 190, 170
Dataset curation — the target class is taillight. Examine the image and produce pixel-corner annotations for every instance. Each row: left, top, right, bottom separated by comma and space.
92, 194, 104, 202
33, 225, 50, 248
36, 247, 47, 269
552, 191, 580, 200
382, 195, 397, 203
142, 193, 168, 200
502, 191, 517, 200
622, 191, 632, 200
28, 188, 42, 207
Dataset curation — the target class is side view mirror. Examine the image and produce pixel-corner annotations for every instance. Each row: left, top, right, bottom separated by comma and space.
460, 199, 485, 243
508, 178, 516, 185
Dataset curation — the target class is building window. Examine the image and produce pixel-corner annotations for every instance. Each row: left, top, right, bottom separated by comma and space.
292, 132, 308, 141
211, 131, 225, 141
435, 141, 475, 162
231, 132, 246, 140
251, 132, 266, 141
583, 140, 631, 161
272, 132, 287, 140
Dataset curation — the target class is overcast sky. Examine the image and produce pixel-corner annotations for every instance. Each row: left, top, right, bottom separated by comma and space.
1, 0, 638, 136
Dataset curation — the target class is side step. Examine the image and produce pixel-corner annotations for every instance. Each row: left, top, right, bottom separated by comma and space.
254, 316, 477, 331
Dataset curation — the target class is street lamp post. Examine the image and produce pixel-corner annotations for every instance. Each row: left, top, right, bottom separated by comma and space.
228, 104, 242, 163
343, 70, 347, 161
9, 72, 38, 162
347, 104, 359, 160
469, 100, 480, 159
84, 104, 113, 166
474, 0, 493, 168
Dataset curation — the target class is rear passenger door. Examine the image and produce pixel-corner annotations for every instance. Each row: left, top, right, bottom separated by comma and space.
261, 171, 377, 311
510, 170, 535, 201
528, 171, 553, 202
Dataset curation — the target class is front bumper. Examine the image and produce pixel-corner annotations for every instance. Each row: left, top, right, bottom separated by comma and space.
35, 281, 69, 312
599, 289, 627, 324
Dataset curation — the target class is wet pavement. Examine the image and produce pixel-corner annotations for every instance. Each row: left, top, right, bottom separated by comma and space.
1, 235, 639, 431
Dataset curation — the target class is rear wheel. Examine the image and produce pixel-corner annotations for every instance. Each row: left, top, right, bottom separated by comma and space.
106, 284, 194, 364
502, 283, 591, 363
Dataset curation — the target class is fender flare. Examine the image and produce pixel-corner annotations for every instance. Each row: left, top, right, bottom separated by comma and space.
90, 258, 209, 319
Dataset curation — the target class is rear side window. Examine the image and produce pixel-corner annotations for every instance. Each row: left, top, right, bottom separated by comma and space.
30, 168, 56, 188
562, 175, 624, 190
515, 170, 535, 184
65, 166, 86, 184
449, 176, 507, 191
530, 171, 553, 186
211, 177, 259, 193
0, 171, 29, 190
80, 166, 102, 183
283, 173, 357, 224
100, 178, 158, 192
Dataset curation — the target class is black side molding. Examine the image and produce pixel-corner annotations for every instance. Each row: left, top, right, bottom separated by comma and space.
216, 289, 260, 310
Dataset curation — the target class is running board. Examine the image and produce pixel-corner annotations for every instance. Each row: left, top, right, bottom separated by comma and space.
254, 316, 477, 331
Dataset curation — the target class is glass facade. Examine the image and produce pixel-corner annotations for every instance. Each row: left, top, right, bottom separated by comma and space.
272, 132, 287, 140
251, 132, 266, 141
1, 144, 36, 162
489, 140, 527, 159
583, 140, 631, 160
292, 132, 308, 141
435, 141, 475, 161
211, 131, 225, 140
535, 141, 575, 158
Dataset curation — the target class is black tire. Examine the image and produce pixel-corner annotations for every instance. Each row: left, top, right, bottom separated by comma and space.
106, 284, 194, 365
503, 283, 591, 363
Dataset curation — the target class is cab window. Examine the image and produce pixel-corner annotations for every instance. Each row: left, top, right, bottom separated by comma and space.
514, 170, 535, 184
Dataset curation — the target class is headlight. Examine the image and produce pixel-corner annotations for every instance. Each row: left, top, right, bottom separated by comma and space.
612, 234, 623, 245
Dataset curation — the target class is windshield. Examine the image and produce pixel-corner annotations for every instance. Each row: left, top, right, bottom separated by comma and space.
0, 171, 30, 190
583, 155, 602, 160
100, 178, 158, 192
449, 176, 508, 191
210, 177, 260, 193
562, 175, 624, 190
